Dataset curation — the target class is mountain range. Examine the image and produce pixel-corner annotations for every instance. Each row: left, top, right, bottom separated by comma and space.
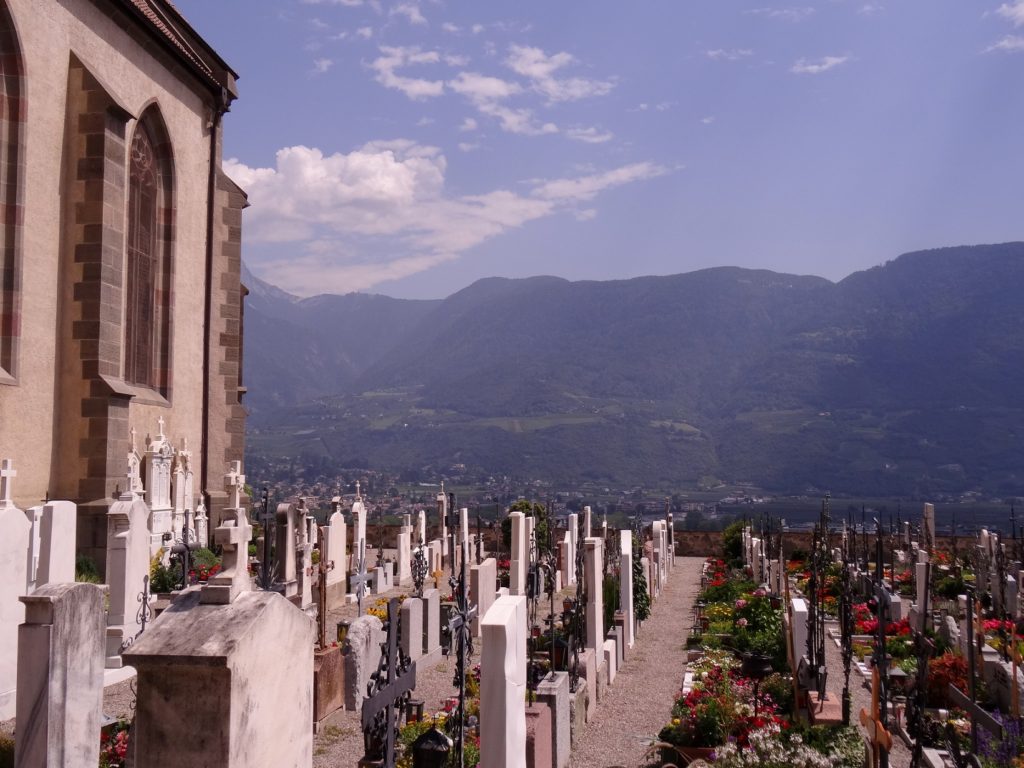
242, 243, 1024, 496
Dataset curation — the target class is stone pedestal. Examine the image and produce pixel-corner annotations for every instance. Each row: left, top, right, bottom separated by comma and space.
123, 589, 315, 768
481, 595, 527, 768
471, 557, 497, 637
525, 701, 553, 768
15, 583, 105, 768
421, 588, 441, 653
401, 598, 423, 662
510, 512, 526, 596
536, 672, 570, 768
0, 489, 30, 720
313, 645, 343, 724
568, 683, 587, 747
343, 614, 383, 710
104, 494, 152, 668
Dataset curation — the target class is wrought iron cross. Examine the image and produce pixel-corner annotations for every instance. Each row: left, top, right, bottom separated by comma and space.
411, 533, 428, 598
444, 539, 477, 768
351, 540, 371, 617
361, 598, 417, 768
567, 513, 587, 693
316, 524, 335, 649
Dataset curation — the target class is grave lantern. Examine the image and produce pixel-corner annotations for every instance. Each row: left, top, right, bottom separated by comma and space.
740, 652, 774, 717
405, 699, 424, 723
411, 725, 452, 768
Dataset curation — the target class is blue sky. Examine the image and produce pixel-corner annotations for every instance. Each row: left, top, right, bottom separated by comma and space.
175, 0, 1024, 299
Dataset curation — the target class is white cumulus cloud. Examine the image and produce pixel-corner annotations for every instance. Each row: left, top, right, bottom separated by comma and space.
226, 144, 667, 294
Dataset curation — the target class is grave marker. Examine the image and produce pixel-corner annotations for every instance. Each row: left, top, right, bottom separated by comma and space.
361, 598, 417, 768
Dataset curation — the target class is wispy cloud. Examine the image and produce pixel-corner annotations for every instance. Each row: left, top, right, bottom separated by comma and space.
457, 142, 480, 152
706, 48, 753, 61
997, 1, 1024, 26
370, 46, 445, 99
565, 126, 613, 144
458, 117, 479, 132
985, 34, 1024, 52
447, 71, 556, 135
441, 22, 461, 33
701, 116, 715, 125
532, 162, 667, 202
226, 142, 667, 294
301, 0, 365, 5
790, 55, 849, 74
357, 26, 374, 39
746, 7, 815, 22
858, 3, 884, 16
312, 58, 334, 75
505, 45, 615, 102
390, 2, 426, 25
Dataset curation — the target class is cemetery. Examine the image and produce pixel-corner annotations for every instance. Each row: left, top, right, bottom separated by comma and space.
5, 432, 1024, 767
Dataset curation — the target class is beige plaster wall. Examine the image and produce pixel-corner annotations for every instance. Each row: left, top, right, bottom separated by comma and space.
0, 0, 216, 508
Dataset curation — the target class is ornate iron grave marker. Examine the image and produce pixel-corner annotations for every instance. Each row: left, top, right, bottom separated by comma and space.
316, 524, 336, 649
444, 539, 477, 768
351, 540, 371, 618
411, 533, 428, 598
566, 513, 587, 693
859, 518, 892, 768
361, 597, 417, 768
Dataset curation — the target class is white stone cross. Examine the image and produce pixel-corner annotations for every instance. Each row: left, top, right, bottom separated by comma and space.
0, 458, 16, 509
224, 461, 245, 510
129, 427, 137, 452
355, 480, 362, 500
156, 415, 166, 441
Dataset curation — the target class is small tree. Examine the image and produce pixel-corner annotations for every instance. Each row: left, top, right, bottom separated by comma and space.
632, 533, 651, 623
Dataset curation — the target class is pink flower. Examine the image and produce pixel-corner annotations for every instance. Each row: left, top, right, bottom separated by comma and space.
737, 618, 748, 627
735, 599, 747, 609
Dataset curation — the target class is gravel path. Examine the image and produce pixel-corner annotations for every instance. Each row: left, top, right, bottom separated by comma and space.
822, 619, 911, 768
569, 556, 702, 768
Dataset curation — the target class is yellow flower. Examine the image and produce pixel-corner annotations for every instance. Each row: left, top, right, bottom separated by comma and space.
672, 718, 680, 726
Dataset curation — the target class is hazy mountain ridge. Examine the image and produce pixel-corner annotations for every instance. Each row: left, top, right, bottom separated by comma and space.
243, 244, 1024, 495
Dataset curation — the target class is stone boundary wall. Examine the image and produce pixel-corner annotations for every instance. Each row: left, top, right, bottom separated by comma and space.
672, 530, 959, 558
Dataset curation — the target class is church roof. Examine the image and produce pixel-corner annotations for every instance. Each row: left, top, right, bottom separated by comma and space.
116, 0, 239, 103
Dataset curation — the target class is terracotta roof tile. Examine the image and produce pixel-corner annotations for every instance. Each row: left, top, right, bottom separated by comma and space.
127, 0, 215, 81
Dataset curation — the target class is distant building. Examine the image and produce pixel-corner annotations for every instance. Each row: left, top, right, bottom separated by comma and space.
0, 0, 247, 568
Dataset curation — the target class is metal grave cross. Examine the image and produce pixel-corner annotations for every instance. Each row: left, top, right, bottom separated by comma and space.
411, 534, 428, 598
567, 513, 587, 693
860, 659, 893, 768
444, 539, 477, 768
316, 524, 336, 649
361, 598, 417, 768
351, 540, 371, 617
0, 458, 16, 509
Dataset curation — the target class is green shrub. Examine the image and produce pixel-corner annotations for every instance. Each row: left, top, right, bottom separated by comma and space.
150, 562, 179, 594
722, 519, 744, 563
191, 548, 220, 569
75, 554, 102, 584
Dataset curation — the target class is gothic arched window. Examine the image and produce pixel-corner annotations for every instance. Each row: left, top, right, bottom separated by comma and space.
0, 0, 24, 381
125, 110, 174, 394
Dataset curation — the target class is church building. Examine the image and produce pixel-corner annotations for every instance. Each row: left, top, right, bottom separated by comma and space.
0, 0, 247, 569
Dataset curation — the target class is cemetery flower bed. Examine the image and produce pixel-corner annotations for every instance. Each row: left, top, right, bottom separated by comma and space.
99, 720, 130, 768
657, 663, 786, 751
